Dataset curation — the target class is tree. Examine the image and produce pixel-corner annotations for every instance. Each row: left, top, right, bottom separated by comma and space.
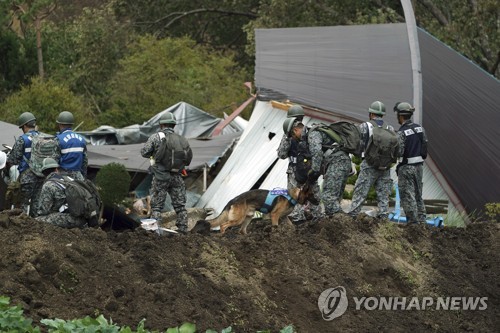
103, 35, 249, 127
113, 0, 260, 71
413, 0, 499, 77
0, 76, 96, 132
0, 2, 38, 100
11, 0, 57, 79
43, 4, 133, 116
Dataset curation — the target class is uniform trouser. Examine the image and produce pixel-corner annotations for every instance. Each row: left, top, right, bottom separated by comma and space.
19, 170, 44, 217
349, 160, 393, 218
36, 213, 87, 228
287, 168, 323, 221
150, 173, 188, 231
323, 156, 351, 215
398, 163, 426, 223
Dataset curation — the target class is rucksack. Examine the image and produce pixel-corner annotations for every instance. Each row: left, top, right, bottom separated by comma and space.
364, 120, 399, 170
294, 140, 312, 185
28, 135, 60, 177
155, 131, 193, 171
316, 122, 362, 157
52, 175, 102, 226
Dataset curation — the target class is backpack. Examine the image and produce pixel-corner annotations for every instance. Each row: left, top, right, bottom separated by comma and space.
364, 120, 399, 170
52, 176, 102, 226
155, 131, 193, 171
316, 122, 362, 157
28, 135, 60, 177
294, 140, 312, 185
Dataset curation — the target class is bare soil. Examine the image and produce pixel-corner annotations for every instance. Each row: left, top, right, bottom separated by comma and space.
0, 210, 498, 332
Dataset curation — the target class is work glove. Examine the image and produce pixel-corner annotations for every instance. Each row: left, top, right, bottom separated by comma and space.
307, 170, 321, 182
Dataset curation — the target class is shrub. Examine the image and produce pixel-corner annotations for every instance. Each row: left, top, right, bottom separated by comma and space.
95, 163, 131, 206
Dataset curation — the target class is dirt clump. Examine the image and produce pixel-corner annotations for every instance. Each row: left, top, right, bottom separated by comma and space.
0, 210, 498, 332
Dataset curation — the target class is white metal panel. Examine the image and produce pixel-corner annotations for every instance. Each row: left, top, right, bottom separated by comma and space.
196, 101, 288, 214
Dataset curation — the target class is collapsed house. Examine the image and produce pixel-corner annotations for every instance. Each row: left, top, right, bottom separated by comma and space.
195, 19, 500, 222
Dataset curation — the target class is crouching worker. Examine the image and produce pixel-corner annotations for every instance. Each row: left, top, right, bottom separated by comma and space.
34, 158, 89, 228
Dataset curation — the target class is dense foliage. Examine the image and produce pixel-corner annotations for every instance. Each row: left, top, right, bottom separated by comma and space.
95, 162, 131, 206
0, 0, 497, 129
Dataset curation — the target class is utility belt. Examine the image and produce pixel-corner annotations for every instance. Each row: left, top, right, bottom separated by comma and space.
399, 156, 424, 165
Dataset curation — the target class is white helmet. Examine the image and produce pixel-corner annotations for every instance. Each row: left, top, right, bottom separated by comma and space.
0, 151, 6, 169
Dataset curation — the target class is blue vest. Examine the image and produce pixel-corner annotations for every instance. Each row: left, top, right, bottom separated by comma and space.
259, 188, 297, 214
19, 130, 39, 173
56, 129, 86, 171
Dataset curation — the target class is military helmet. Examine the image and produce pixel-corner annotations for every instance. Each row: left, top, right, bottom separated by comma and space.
41, 157, 59, 171
56, 111, 75, 125
159, 112, 177, 125
368, 101, 386, 115
394, 102, 415, 115
18, 112, 36, 128
283, 117, 298, 136
287, 104, 305, 118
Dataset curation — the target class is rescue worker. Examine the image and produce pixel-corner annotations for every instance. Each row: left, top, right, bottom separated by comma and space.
394, 102, 428, 224
5, 112, 44, 215
278, 105, 322, 222
140, 112, 192, 234
34, 158, 88, 228
55, 111, 87, 180
348, 101, 395, 219
284, 119, 351, 217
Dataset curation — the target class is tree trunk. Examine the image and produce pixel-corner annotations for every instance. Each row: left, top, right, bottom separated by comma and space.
35, 17, 44, 80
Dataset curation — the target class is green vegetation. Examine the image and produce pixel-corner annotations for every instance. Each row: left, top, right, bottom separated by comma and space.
1, 77, 96, 133
95, 163, 131, 206
0, 296, 296, 333
484, 202, 499, 222
0, 1, 496, 130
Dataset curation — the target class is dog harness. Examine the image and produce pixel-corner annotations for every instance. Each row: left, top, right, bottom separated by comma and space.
259, 188, 297, 214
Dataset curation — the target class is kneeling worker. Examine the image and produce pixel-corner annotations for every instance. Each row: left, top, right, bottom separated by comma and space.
34, 158, 88, 228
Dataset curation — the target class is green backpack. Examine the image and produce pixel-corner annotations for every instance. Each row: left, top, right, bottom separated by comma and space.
155, 131, 193, 172
52, 175, 102, 226
364, 120, 399, 170
27, 135, 60, 177
316, 121, 362, 157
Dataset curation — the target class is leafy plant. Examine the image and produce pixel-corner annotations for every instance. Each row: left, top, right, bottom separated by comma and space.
0, 296, 40, 332
484, 202, 499, 222
166, 322, 196, 333
2, 296, 295, 333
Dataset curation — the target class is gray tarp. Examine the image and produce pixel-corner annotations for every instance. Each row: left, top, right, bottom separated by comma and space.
78, 101, 244, 145
86, 132, 241, 172
254, 24, 500, 214
0, 120, 241, 173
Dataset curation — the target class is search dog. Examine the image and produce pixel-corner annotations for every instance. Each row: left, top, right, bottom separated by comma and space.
191, 184, 316, 235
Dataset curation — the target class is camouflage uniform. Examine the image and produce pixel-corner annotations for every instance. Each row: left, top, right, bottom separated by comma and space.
277, 133, 322, 222
141, 128, 189, 232
6, 131, 44, 215
349, 117, 394, 218
396, 119, 428, 224
34, 172, 88, 228
308, 129, 351, 216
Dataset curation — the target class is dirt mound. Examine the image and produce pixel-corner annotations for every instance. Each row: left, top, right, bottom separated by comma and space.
0, 210, 498, 332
